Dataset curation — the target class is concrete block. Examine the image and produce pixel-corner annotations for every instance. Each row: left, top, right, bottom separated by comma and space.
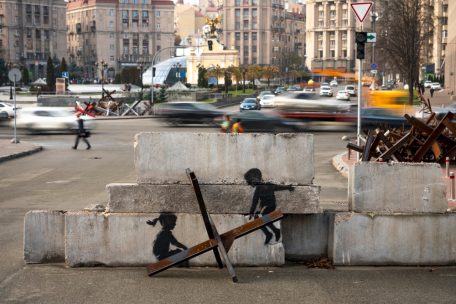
24, 210, 65, 263
282, 214, 332, 261
65, 212, 284, 267
134, 132, 314, 185
329, 212, 456, 265
106, 183, 321, 214
349, 162, 447, 213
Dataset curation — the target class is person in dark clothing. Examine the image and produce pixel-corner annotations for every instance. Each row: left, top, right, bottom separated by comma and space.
72, 114, 91, 150
430, 87, 435, 98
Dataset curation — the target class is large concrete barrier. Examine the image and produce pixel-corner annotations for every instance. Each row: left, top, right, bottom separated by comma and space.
282, 213, 332, 261
348, 162, 447, 213
65, 212, 284, 267
329, 212, 456, 265
24, 210, 65, 263
106, 183, 321, 214
134, 133, 314, 185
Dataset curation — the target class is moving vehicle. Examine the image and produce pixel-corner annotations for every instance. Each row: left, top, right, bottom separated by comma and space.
345, 85, 357, 96
256, 90, 273, 101
154, 102, 224, 125
240, 98, 261, 111
274, 92, 351, 113
14, 107, 95, 133
360, 108, 409, 129
319, 86, 333, 97
336, 90, 351, 101
230, 111, 303, 133
274, 87, 285, 95
259, 94, 276, 108
0, 102, 20, 118
330, 80, 338, 87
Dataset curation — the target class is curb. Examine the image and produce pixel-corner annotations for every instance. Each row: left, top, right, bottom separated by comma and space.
332, 152, 350, 178
0, 145, 43, 163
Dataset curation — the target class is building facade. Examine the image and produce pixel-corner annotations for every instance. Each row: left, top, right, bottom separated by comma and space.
0, 0, 67, 79
444, 0, 455, 93
67, 0, 175, 82
305, 0, 356, 73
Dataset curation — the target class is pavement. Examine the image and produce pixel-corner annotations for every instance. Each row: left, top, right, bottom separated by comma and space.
1, 91, 456, 303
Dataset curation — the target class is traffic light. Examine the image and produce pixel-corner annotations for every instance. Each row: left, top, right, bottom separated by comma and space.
208, 40, 213, 51
355, 32, 367, 60
356, 42, 365, 59
153, 67, 156, 77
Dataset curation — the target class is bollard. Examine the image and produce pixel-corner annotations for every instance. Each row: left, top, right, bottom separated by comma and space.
450, 172, 455, 200
446, 157, 450, 177
347, 146, 351, 160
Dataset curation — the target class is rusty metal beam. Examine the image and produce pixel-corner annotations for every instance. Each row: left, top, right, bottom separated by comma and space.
376, 132, 412, 161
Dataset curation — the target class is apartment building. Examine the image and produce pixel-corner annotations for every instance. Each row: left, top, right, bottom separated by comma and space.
0, 0, 67, 79
175, 3, 206, 39
444, 0, 455, 93
305, 0, 356, 73
67, 0, 174, 81
221, 0, 285, 66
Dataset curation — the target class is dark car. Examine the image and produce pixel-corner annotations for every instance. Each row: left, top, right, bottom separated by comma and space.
154, 102, 224, 125
231, 111, 303, 133
240, 98, 261, 111
361, 108, 410, 129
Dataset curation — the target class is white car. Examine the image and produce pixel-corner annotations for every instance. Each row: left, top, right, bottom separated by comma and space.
345, 85, 357, 96
274, 92, 351, 112
0, 102, 20, 118
336, 90, 351, 101
430, 82, 442, 90
14, 107, 95, 133
259, 94, 276, 108
330, 80, 338, 87
319, 86, 333, 97
424, 80, 432, 88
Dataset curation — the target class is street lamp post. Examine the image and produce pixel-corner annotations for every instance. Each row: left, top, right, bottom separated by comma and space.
137, 60, 145, 100
149, 46, 187, 109
97, 60, 108, 99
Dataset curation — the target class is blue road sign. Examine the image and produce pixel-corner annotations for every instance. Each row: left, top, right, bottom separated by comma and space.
370, 63, 378, 70
62, 71, 69, 78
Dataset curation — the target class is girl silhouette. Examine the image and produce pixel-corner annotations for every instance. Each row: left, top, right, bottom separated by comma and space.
147, 213, 188, 260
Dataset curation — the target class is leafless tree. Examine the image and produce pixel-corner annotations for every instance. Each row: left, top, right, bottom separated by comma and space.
376, 0, 434, 104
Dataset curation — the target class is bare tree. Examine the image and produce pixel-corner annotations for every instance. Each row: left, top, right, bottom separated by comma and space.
377, 0, 433, 104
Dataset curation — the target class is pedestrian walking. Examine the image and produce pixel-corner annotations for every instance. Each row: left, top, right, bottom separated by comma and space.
220, 114, 231, 133
231, 119, 244, 134
430, 87, 435, 98
72, 114, 91, 150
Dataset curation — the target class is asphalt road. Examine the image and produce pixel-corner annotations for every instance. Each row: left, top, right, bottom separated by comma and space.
2, 115, 455, 303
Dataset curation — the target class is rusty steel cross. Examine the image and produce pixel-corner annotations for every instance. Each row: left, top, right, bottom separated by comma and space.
146, 169, 284, 282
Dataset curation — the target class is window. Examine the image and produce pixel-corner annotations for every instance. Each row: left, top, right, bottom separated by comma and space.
243, 32, 249, 41
43, 6, 49, 24
235, 32, 240, 40
142, 11, 149, 25
132, 10, 139, 23
252, 32, 257, 40
34, 5, 40, 25
155, 11, 160, 17
156, 23, 160, 30
235, 0, 241, 6
123, 39, 129, 54
122, 10, 129, 24
142, 39, 149, 54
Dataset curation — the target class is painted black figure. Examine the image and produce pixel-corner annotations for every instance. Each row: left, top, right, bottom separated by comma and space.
147, 213, 188, 261
244, 168, 294, 245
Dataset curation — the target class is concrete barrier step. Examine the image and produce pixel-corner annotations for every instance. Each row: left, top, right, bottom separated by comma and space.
329, 212, 456, 265
134, 132, 314, 185
106, 183, 321, 214
349, 162, 447, 213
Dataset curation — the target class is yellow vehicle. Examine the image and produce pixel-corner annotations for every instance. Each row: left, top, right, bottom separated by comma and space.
368, 90, 413, 115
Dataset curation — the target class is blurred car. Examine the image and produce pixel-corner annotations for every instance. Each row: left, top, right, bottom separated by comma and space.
345, 85, 357, 96
259, 94, 276, 108
336, 90, 351, 101
430, 82, 442, 90
330, 80, 338, 87
230, 111, 303, 133
424, 80, 432, 88
274, 87, 285, 95
319, 86, 333, 97
154, 102, 224, 125
256, 90, 273, 101
361, 108, 409, 129
274, 92, 351, 113
240, 98, 261, 111
287, 86, 301, 91
0, 102, 20, 118
303, 87, 316, 93
14, 107, 95, 133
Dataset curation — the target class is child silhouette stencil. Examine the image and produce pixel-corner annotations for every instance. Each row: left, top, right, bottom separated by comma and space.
244, 168, 294, 245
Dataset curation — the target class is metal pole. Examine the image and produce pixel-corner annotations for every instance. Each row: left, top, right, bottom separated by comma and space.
446, 157, 450, 177
12, 76, 18, 143
357, 58, 362, 160
450, 172, 455, 200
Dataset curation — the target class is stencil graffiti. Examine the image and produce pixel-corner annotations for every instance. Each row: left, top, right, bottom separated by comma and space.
244, 168, 294, 245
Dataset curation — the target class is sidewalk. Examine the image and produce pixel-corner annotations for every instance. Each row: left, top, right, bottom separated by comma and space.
0, 139, 42, 163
